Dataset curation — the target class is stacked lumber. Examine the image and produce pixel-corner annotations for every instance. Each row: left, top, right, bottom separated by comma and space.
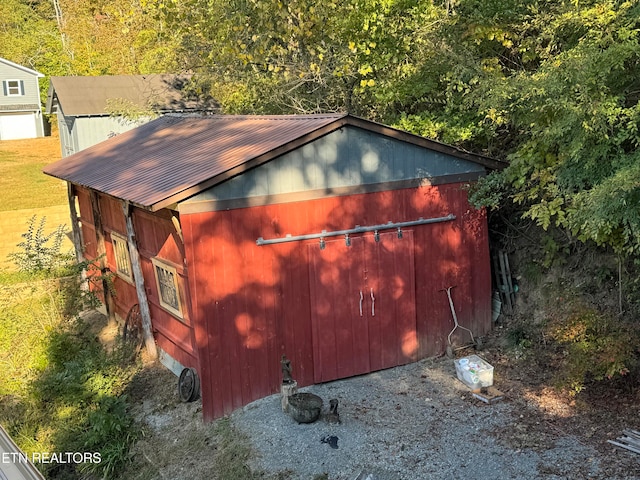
608, 429, 640, 455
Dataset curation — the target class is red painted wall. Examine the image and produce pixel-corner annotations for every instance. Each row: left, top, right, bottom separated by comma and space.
182, 182, 492, 421
75, 187, 199, 370
131, 208, 198, 369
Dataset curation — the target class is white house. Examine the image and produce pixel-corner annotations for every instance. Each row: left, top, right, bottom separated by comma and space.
0, 58, 45, 140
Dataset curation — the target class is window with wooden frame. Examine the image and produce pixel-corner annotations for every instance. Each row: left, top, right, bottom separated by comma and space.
151, 258, 183, 319
3, 79, 24, 96
111, 232, 133, 282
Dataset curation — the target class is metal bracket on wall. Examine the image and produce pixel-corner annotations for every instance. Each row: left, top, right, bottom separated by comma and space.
256, 214, 456, 247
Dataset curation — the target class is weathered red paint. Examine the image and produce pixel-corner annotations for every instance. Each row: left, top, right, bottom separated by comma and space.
75, 187, 199, 371
182, 182, 492, 421
308, 231, 417, 383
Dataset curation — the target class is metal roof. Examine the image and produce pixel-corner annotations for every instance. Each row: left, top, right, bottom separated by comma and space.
43, 114, 505, 212
45, 74, 219, 116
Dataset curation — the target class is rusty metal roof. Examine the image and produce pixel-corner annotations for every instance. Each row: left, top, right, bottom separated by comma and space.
45, 74, 219, 116
43, 114, 505, 212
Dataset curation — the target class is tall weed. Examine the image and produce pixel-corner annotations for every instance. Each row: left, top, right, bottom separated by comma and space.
0, 275, 140, 479
8, 215, 73, 273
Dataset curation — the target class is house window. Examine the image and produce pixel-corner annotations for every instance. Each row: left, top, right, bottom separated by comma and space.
151, 258, 183, 318
111, 233, 133, 282
3, 80, 24, 96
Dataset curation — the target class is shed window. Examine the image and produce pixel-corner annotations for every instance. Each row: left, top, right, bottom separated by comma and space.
3, 80, 24, 96
111, 233, 133, 282
151, 258, 183, 318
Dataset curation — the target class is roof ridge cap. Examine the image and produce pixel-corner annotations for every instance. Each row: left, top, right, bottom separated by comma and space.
181, 113, 347, 120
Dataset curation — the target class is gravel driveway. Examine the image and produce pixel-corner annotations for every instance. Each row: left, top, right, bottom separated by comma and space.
231, 356, 610, 480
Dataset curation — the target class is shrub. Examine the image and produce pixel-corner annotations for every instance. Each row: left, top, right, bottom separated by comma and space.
79, 396, 137, 478
28, 318, 140, 479
8, 215, 73, 274
547, 304, 639, 394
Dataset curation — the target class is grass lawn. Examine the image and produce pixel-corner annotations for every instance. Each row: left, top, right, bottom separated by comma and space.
0, 134, 67, 211
0, 271, 142, 479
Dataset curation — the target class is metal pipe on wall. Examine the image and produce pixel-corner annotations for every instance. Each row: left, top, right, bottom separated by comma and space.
256, 214, 456, 246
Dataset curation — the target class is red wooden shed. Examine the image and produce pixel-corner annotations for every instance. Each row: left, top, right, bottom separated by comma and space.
44, 114, 503, 421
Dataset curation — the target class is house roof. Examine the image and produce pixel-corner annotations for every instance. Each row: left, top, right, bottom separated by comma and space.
0, 57, 44, 77
43, 114, 505, 212
45, 74, 219, 116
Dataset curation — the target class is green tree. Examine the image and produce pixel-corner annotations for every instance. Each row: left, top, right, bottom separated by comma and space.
485, 1, 640, 254
0, 0, 67, 84
156, 0, 446, 115
4, 0, 639, 258
415, 0, 640, 257
54, 0, 180, 75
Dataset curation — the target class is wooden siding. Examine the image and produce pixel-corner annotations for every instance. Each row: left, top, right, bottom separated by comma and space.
74, 186, 198, 368
76, 187, 97, 258
182, 182, 492, 420
130, 208, 198, 367
309, 231, 418, 383
182, 125, 485, 209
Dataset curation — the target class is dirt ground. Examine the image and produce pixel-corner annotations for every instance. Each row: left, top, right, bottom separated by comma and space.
112, 314, 640, 480
479, 331, 640, 479
93, 246, 640, 479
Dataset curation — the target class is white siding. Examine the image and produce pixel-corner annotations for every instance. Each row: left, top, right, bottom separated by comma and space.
0, 59, 44, 139
75, 116, 147, 151
59, 113, 149, 157
0, 63, 41, 108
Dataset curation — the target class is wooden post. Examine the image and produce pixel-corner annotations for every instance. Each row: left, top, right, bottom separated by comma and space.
89, 190, 116, 324
66, 183, 84, 264
492, 250, 502, 302
122, 201, 158, 359
618, 255, 624, 316
498, 250, 516, 311
281, 381, 298, 412
503, 252, 516, 308
497, 250, 513, 314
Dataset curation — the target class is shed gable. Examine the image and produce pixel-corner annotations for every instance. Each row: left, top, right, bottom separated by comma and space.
180, 125, 485, 212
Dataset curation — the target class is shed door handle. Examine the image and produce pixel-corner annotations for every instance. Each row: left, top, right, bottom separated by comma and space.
359, 290, 364, 316
370, 288, 375, 316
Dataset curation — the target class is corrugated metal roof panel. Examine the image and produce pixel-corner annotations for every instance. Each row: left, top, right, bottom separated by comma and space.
43, 114, 349, 210
43, 114, 505, 211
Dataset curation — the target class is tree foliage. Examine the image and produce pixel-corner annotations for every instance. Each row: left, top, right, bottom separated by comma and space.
477, 1, 640, 254
0, 0, 179, 79
1, 0, 639, 255
0, 0, 67, 101
155, 0, 446, 116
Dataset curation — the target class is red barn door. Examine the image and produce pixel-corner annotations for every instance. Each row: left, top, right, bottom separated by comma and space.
309, 231, 417, 383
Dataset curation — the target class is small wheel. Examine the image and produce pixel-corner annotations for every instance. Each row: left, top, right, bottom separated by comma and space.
178, 367, 200, 402
123, 304, 143, 351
